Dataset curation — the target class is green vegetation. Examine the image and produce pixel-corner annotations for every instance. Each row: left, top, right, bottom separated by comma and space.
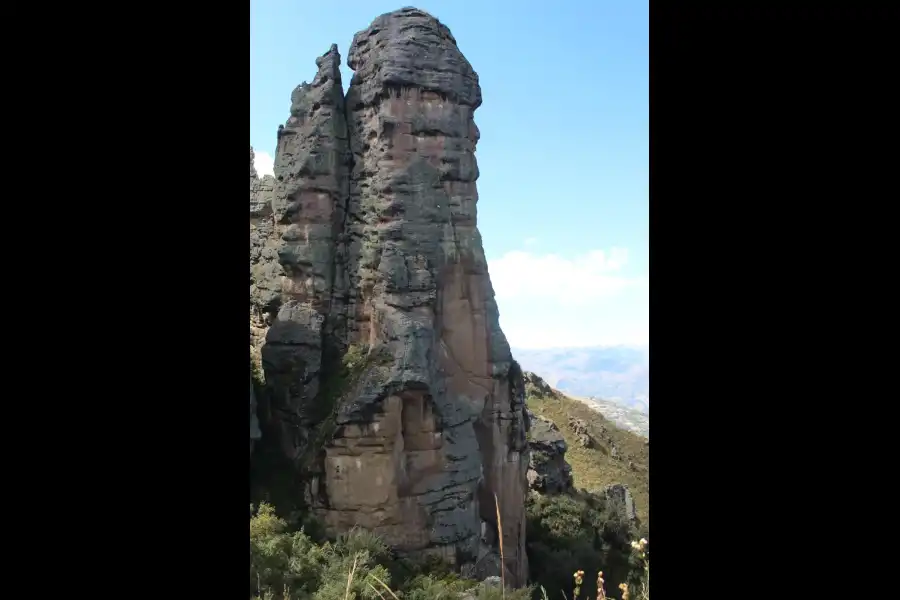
249, 497, 646, 600
525, 490, 643, 600
249, 503, 534, 600
525, 385, 649, 525
522, 376, 649, 600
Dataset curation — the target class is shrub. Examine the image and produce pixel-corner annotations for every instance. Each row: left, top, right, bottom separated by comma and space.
250, 503, 327, 598
525, 492, 640, 600
250, 502, 533, 600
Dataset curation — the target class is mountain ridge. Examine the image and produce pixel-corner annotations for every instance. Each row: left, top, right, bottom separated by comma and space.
513, 345, 649, 415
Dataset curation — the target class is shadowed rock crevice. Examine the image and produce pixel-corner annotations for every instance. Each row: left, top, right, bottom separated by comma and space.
250, 7, 529, 586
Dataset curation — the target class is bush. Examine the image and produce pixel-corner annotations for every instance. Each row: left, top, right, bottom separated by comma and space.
250, 484, 648, 600
525, 492, 642, 600
250, 503, 327, 598
250, 502, 538, 600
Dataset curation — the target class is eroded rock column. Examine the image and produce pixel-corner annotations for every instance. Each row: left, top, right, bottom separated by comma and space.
250, 8, 530, 586
250, 44, 351, 466
317, 7, 530, 584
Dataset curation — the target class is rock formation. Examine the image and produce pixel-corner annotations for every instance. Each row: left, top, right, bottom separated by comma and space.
249, 146, 272, 457
250, 378, 261, 455
525, 410, 573, 494
603, 483, 637, 522
523, 371, 554, 398
250, 7, 529, 586
568, 416, 596, 448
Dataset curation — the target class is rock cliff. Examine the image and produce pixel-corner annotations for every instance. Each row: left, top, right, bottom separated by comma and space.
250, 7, 529, 586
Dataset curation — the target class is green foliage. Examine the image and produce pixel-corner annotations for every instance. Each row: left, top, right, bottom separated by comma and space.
250, 503, 394, 600
400, 574, 470, 600
342, 343, 371, 372
525, 492, 640, 600
312, 549, 391, 600
250, 503, 325, 597
475, 584, 533, 600
250, 502, 532, 600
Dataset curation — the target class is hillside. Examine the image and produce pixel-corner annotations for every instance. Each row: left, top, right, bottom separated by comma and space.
514, 346, 649, 413
524, 372, 650, 525
565, 393, 649, 438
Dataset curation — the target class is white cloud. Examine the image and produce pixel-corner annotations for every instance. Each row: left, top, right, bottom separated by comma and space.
488, 247, 648, 348
254, 151, 275, 177
489, 247, 640, 307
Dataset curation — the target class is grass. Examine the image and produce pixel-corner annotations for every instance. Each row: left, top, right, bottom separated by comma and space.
524, 379, 649, 525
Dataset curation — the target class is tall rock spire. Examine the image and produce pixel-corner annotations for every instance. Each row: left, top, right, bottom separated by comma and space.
250, 8, 529, 586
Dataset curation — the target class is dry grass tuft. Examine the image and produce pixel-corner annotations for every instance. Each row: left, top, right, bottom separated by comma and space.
495, 493, 505, 598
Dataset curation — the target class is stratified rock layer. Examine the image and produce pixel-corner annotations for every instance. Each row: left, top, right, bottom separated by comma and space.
250, 8, 529, 586
249, 146, 272, 457
251, 43, 352, 467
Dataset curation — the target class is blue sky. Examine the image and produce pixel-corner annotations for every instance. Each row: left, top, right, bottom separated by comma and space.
250, 0, 648, 349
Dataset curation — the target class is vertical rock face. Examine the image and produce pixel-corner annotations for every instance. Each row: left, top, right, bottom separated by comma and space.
251, 44, 352, 466
250, 145, 278, 337
250, 378, 261, 455
249, 146, 273, 457
250, 8, 529, 586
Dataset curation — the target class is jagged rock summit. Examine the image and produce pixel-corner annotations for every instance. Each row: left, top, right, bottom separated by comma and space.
250, 7, 529, 586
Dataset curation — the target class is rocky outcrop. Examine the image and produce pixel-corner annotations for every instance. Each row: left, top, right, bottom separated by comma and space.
523, 371, 554, 398
249, 147, 274, 457
526, 411, 573, 494
250, 378, 261, 455
253, 42, 352, 472
603, 484, 637, 522
250, 8, 529, 586
568, 417, 595, 449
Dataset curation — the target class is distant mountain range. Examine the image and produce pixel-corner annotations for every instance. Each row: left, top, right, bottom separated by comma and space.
513, 345, 649, 414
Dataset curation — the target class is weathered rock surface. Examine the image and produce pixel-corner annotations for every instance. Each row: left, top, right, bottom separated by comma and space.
250, 8, 529, 586
568, 416, 596, 448
526, 411, 573, 494
250, 378, 261, 455
523, 371, 554, 397
250, 41, 352, 472
249, 147, 273, 457
603, 483, 637, 522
